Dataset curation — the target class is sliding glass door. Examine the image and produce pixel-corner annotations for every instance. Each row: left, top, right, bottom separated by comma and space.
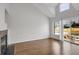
52, 16, 79, 55
70, 17, 79, 55
62, 16, 79, 55
62, 19, 72, 55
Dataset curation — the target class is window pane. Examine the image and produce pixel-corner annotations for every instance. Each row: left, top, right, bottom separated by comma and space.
71, 18, 79, 40
54, 21, 61, 35
63, 20, 71, 41
60, 3, 70, 12
63, 17, 79, 44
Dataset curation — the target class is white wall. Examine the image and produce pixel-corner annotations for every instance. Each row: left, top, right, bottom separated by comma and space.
6, 4, 49, 44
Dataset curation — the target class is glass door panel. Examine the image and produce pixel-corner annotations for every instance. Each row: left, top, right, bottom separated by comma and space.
62, 17, 79, 55
52, 20, 61, 55
63, 20, 71, 41
62, 19, 71, 55
70, 17, 79, 55
54, 21, 61, 35
71, 18, 79, 42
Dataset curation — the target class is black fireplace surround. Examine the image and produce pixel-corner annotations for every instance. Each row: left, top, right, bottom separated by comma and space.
1, 34, 8, 55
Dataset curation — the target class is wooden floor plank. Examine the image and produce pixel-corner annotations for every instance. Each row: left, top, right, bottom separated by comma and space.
14, 38, 61, 55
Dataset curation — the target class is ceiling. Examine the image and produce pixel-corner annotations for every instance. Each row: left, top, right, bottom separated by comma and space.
33, 3, 58, 18
72, 3, 79, 11
33, 3, 79, 18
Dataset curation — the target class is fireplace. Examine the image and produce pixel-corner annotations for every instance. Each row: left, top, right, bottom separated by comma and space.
0, 30, 8, 55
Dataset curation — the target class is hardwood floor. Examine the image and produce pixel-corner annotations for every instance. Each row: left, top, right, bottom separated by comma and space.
14, 38, 61, 55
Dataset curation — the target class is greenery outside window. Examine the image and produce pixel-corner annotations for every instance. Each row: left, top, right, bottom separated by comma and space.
54, 21, 61, 35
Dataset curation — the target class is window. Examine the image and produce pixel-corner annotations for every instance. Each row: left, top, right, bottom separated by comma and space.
63, 20, 71, 40
63, 17, 79, 41
60, 3, 70, 12
54, 21, 61, 35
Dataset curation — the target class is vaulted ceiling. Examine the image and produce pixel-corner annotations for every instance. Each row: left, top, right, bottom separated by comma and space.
33, 3, 79, 18
72, 3, 79, 11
